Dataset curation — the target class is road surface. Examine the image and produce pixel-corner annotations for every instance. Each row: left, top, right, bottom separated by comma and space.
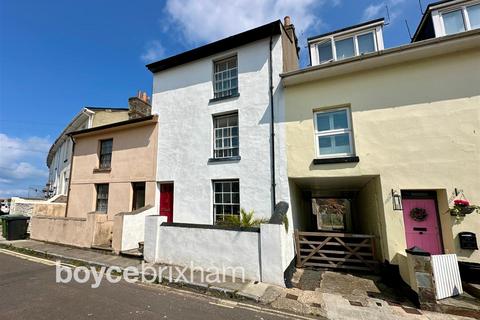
0, 249, 311, 320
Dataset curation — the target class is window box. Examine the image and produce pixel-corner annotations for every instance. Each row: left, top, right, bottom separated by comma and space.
93, 168, 112, 173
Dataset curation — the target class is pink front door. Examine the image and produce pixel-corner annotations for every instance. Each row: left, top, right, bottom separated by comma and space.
402, 197, 443, 255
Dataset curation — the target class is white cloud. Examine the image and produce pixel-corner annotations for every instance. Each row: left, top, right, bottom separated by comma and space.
164, 0, 323, 44
362, 0, 407, 22
362, 3, 385, 21
140, 40, 166, 63
0, 133, 50, 181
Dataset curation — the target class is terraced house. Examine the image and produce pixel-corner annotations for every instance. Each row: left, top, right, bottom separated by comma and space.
282, 0, 480, 295
143, 18, 300, 285
29, 0, 479, 295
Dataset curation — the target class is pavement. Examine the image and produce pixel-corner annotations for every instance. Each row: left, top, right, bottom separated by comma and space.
0, 239, 477, 319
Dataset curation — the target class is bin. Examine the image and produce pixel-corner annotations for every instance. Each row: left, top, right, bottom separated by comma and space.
1, 215, 30, 240
1, 217, 7, 238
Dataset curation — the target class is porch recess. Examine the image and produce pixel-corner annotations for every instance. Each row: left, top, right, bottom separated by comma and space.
294, 230, 378, 271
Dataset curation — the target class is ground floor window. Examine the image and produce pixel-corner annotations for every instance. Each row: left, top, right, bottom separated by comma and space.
132, 182, 146, 210
213, 180, 240, 223
95, 184, 109, 213
312, 198, 351, 231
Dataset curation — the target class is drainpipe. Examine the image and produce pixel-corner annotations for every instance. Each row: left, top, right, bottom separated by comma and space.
64, 135, 76, 217
269, 30, 276, 214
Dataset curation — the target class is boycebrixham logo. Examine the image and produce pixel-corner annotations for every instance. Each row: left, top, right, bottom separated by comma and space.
56, 261, 246, 289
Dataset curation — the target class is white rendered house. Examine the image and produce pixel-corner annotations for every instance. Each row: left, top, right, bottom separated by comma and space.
144, 19, 300, 285
147, 19, 298, 225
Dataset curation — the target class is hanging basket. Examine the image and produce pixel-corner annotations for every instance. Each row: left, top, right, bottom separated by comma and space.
410, 207, 428, 222
449, 206, 476, 216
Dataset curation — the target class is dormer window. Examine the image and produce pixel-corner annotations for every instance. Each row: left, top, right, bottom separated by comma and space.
440, 3, 480, 35
308, 19, 384, 66
419, 1, 480, 40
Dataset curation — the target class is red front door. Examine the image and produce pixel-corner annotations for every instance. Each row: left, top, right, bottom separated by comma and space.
402, 195, 443, 255
160, 183, 174, 223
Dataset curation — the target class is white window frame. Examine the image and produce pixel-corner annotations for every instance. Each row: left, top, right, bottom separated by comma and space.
314, 30, 378, 64
212, 112, 239, 159
212, 55, 238, 99
316, 38, 335, 64
313, 107, 355, 159
435, 0, 480, 36
213, 179, 240, 223
309, 25, 383, 65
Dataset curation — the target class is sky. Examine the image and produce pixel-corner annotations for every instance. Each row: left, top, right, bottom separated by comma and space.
0, 0, 430, 198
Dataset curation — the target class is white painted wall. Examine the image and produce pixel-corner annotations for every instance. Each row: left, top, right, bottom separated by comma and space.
144, 217, 289, 286
119, 206, 157, 252
152, 36, 290, 224
157, 225, 261, 280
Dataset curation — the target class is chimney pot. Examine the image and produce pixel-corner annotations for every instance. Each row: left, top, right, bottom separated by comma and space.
284, 16, 291, 26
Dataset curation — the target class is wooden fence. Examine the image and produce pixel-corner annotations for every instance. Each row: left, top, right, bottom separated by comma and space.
294, 230, 378, 272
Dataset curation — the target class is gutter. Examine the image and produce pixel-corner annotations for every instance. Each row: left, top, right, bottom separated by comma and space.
64, 136, 75, 218
268, 29, 276, 214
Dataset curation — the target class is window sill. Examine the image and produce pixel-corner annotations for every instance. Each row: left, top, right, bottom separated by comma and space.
93, 168, 111, 173
312, 156, 359, 165
209, 93, 240, 104
208, 156, 241, 163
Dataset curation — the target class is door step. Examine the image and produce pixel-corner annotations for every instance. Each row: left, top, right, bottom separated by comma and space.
91, 245, 114, 253
120, 248, 143, 259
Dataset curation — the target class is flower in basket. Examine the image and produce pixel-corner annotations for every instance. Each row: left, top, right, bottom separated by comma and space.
454, 199, 470, 207
449, 198, 480, 222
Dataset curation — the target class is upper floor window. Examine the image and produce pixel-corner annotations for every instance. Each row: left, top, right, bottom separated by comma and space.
441, 3, 480, 35
213, 56, 238, 99
314, 108, 354, 158
96, 184, 109, 212
309, 19, 384, 66
99, 139, 112, 169
213, 113, 239, 159
318, 31, 377, 64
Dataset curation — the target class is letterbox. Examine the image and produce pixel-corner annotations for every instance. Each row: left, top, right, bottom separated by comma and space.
459, 232, 478, 250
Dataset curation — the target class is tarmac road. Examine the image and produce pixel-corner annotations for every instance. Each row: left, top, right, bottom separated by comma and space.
0, 250, 312, 320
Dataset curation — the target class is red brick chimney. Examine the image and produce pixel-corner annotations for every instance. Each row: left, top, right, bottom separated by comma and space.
281, 16, 300, 72
128, 91, 151, 119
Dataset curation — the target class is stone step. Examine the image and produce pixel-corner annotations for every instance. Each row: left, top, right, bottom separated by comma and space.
120, 248, 143, 259
463, 282, 480, 300
91, 245, 114, 253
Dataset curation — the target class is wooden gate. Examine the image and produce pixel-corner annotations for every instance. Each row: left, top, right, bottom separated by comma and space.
294, 230, 378, 272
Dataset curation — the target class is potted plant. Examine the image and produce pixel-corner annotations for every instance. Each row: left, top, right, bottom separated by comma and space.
448, 199, 480, 219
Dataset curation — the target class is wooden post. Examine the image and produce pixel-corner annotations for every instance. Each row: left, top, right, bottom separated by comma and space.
294, 229, 302, 267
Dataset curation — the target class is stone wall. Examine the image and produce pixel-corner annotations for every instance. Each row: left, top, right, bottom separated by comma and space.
9, 197, 66, 217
